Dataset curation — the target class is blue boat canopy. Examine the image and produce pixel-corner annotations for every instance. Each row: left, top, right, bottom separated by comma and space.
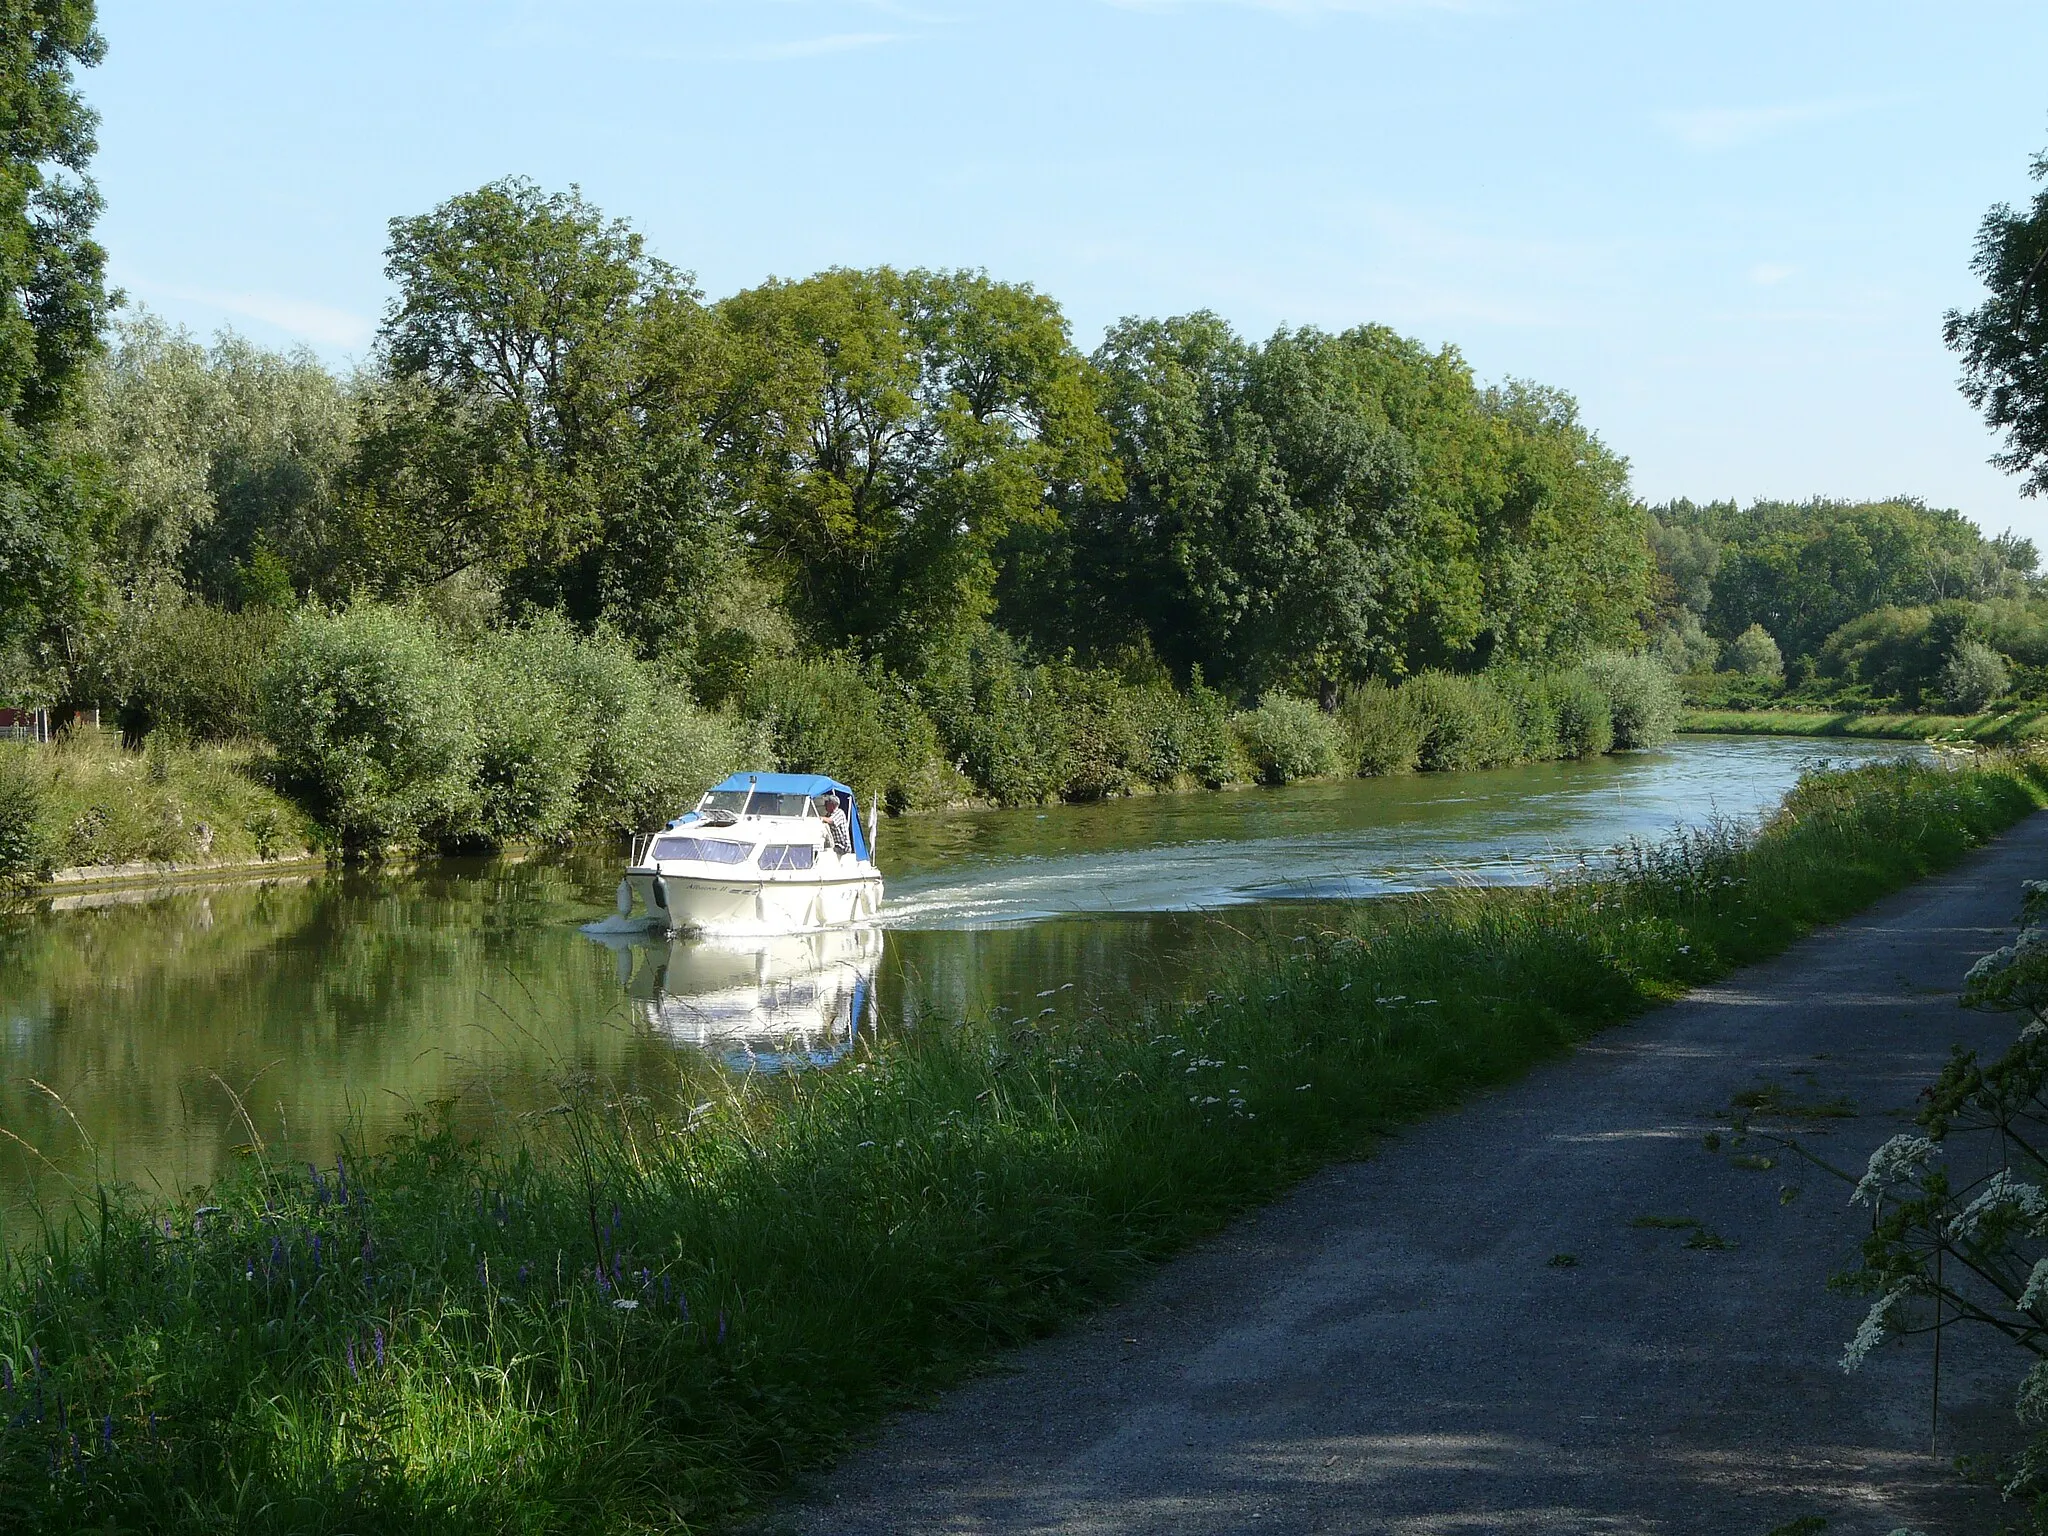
709, 771, 851, 798
673, 771, 873, 860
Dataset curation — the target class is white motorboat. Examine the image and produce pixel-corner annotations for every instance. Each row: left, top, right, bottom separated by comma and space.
619, 772, 884, 935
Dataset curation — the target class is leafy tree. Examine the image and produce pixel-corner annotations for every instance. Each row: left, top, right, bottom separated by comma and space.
1947, 140, 2048, 496
0, 0, 113, 702
365, 179, 749, 655
1726, 623, 1782, 679
0, 0, 111, 431
1941, 637, 2009, 712
79, 313, 353, 606
722, 266, 1115, 666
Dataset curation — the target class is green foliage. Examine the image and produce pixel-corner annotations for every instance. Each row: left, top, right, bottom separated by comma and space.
1654, 496, 2034, 664
1581, 651, 1680, 749
1941, 637, 2011, 713
1231, 692, 1342, 785
1335, 679, 1422, 776
1549, 669, 1616, 758
721, 265, 1115, 666
1650, 607, 1719, 674
1727, 623, 1783, 679
1947, 138, 2048, 497
260, 605, 475, 853
81, 314, 355, 606
108, 600, 287, 741
742, 654, 956, 815
1021, 315, 1649, 695
0, 730, 314, 876
1401, 672, 1520, 772
0, 747, 54, 890
0, 0, 111, 432
0, 756, 2038, 1531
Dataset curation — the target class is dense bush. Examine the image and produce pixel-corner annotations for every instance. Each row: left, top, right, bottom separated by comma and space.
462, 622, 596, 846
1581, 651, 1680, 749
1941, 637, 2011, 713
261, 605, 476, 853
1549, 670, 1616, 758
1231, 693, 1343, 785
1402, 672, 1520, 772
1337, 680, 1423, 776
0, 748, 53, 891
110, 601, 289, 742
1727, 623, 1784, 679
743, 655, 961, 815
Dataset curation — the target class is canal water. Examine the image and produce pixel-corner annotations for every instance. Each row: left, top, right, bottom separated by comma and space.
0, 736, 1914, 1207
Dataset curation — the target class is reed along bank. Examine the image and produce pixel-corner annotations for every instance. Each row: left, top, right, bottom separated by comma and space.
1, 754, 2043, 1534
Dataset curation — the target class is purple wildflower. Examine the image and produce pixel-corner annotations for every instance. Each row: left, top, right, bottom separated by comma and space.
717, 1308, 727, 1343
595, 1266, 610, 1298
271, 1236, 285, 1272
101, 1412, 113, 1450
311, 1233, 323, 1269
346, 1339, 359, 1380
678, 1291, 689, 1321
517, 1262, 530, 1286
476, 1259, 487, 1288
372, 1327, 385, 1368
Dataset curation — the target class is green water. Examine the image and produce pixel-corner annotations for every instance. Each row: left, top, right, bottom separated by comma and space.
0, 736, 1914, 1207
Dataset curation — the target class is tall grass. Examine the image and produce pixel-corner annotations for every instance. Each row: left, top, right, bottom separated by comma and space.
2, 754, 2041, 1532
0, 730, 318, 884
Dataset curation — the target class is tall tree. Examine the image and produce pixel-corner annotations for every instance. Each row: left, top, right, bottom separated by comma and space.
1947, 140, 2048, 497
721, 266, 1114, 665
0, 0, 112, 700
361, 178, 750, 654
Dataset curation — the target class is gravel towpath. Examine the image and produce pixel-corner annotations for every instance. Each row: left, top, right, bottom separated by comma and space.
785, 812, 2048, 1536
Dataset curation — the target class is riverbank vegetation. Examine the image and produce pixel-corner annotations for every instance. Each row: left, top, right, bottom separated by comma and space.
0, 754, 2039, 1531
0, 732, 316, 893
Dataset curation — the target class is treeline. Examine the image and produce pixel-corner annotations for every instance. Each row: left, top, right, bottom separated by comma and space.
6, 180, 1648, 714
1644, 496, 2045, 711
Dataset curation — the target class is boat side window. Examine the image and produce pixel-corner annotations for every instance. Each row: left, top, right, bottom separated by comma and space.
698, 790, 750, 815
650, 836, 752, 864
744, 791, 812, 819
758, 844, 817, 871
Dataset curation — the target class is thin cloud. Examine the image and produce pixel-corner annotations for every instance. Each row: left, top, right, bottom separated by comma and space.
1656, 99, 1875, 152
1101, 0, 1497, 13
1749, 262, 1796, 287
725, 30, 903, 59
133, 281, 374, 350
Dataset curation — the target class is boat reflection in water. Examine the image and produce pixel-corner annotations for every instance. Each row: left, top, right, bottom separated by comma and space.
585, 922, 882, 1073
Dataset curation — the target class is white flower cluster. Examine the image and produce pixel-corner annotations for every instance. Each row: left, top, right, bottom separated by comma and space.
1843, 1286, 1910, 1371
1851, 1134, 1939, 1208
1945, 1169, 2048, 1243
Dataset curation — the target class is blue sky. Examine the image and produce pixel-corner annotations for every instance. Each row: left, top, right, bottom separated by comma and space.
89, 1, 2048, 539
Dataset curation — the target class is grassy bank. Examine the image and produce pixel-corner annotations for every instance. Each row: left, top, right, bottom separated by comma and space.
0, 731, 319, 892
1680, 705, 2048, 744
2, 756, 2042, 1532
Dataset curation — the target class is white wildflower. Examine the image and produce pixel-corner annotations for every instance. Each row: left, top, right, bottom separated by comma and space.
614, 1299, 639, 1310
2019, 1258, 2048, 1314
1945, 1170, 2048, 1242
1843, 1286, 1909, 1371
1851, 1135, 1939, 1207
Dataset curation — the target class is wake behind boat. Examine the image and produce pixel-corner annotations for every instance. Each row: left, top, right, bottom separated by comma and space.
619, 772, 884, 934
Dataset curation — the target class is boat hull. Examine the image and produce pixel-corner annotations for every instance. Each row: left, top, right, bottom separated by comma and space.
626, 868, 883, 934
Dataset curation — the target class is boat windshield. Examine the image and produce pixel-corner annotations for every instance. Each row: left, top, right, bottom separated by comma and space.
698, 789, 750, 815
649, 836, 751, 864
745, 791, 813, 819
758, 844, 817, 871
